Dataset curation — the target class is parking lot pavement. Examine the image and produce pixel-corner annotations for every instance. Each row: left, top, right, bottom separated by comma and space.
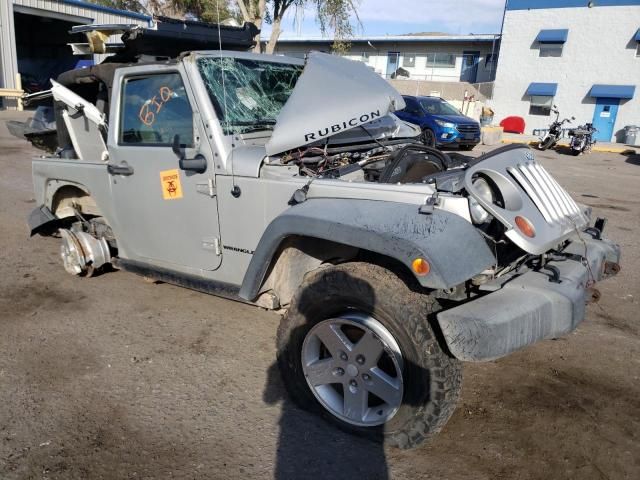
1, 112, 639, 480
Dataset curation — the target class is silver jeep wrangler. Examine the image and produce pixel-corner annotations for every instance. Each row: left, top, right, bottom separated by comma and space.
23, 22, 620, 449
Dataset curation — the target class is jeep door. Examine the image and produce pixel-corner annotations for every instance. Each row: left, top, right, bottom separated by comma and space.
107, 64, 222, 271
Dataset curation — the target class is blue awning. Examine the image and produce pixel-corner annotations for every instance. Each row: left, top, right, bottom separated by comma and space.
535, 29, 569, 43
635, 29, 640, 41
526, 82, 558, 97
589, 84, 635, 99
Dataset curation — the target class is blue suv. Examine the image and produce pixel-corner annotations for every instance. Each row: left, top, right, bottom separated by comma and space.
395, 95, 481, 151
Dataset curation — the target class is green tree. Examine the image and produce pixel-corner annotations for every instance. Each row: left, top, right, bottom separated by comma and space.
314, 0, 359, 54
236, 0, 360, 53
91, 1, 359, 54
151, 1, 238, 22
90, 1, 237, 22
91, 0, 147, 13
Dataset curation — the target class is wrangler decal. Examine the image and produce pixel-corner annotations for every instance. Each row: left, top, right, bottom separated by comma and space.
160, 169, 183, 200
223, 245, 255, 255
304, 110, 381, 142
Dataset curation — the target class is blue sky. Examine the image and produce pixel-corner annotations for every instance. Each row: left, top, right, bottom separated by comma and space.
261, 0, 507, 38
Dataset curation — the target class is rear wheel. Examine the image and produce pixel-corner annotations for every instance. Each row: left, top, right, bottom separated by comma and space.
421, 128, 436, 147
276, 262, 462, 449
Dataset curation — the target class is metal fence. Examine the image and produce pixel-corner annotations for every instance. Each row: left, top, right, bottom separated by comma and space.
472, 82, 495, 100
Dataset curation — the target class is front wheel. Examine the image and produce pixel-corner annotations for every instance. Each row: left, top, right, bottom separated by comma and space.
276, 262, 462, 449
421, 128, 436, 147
538, 136, 555, 150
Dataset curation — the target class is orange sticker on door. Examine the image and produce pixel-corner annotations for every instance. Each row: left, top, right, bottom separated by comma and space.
160, 169, 183, 200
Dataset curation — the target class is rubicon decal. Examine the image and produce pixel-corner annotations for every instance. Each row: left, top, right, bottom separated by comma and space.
304, 110, 382, 142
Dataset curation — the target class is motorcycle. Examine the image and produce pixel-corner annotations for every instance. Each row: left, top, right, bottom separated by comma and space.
538, 106, 574, 150
568, 123, 597, 156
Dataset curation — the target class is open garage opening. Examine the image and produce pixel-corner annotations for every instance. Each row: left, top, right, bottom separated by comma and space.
14, 11, 92, 97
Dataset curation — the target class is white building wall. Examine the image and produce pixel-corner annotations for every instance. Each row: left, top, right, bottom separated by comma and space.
273, 40, 499, 84
490, 5, 640, 141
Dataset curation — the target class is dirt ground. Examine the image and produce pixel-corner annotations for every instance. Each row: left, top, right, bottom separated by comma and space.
0, 110, 638, 480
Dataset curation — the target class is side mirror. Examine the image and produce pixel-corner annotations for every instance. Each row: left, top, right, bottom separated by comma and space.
173, 134, 207, 174
172, 134, 183, 158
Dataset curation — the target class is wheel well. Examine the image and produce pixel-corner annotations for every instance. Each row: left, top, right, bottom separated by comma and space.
256, 235, 422, 309
51, 185, 101, 219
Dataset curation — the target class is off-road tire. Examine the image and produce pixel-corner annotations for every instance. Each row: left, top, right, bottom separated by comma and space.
276, 262, 462, 449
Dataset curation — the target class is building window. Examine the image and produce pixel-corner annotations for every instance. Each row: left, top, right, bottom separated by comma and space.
402, 53, 416, 68
485, 53, 497, 67
529, 95, 554, 116
539, 43, 563, 57
361, 51, 370, 63
426, 53, 456, 68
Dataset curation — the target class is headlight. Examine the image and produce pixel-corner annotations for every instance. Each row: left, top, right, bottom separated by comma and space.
434, 119, 455, 128
468, 177, 494, 224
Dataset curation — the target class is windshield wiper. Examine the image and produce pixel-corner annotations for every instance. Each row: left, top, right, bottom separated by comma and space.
238, 125, 275, 134
226, 119, 276, 134
227, 119, 276, 126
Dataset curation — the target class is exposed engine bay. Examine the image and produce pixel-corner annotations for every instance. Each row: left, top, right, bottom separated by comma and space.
278, 140, 452, 184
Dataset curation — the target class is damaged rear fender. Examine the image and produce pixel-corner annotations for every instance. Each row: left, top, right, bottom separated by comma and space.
238, 198, 496, 302
28, 205, 60, 236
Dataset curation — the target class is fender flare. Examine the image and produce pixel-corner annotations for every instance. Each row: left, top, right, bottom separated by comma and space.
238, 198, 495, 301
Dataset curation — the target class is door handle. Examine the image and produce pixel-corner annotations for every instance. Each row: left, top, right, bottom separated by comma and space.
107, 161, 134, 176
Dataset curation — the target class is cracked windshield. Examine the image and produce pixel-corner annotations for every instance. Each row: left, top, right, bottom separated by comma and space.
197, 57, 303, 135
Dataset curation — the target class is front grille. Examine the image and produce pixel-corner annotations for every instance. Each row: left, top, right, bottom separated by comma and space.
456, 124, 480, 134
507, 161, 582, 225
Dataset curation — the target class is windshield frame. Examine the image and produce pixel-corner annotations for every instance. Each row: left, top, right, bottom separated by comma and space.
195, 52, 305, 135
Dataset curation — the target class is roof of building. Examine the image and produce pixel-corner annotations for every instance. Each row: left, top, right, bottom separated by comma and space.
273, 33, 501, 44
58, 0, 151, 21
507, 0, 640, 10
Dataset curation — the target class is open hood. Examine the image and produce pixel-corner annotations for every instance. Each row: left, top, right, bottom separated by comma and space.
265, 52, 406, 156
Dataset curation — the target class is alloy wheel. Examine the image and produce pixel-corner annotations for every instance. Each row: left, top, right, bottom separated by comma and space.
301, 312, 404, 427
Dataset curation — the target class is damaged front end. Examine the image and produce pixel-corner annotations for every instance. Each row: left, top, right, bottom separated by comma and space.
431, 144, 621, 361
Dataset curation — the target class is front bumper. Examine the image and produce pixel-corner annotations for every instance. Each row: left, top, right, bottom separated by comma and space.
436, 232, 620, 362
437, 130, 480, 146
